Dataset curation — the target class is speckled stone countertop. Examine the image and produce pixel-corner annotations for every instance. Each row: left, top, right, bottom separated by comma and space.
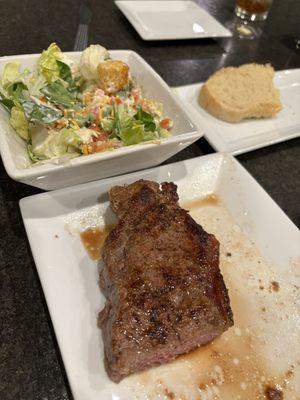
0, 0, 299, 399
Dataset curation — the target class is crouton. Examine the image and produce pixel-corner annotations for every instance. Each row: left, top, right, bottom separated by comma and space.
97, 60, 129, 94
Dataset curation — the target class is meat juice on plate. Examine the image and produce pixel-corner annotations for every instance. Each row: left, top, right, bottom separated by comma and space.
121, 196, 300, 400
67, 195, 300, 399
80, 227, 112, 260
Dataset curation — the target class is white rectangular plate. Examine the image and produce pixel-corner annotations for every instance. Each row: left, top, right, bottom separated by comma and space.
20, 153, 300, 399
174, 68, 300, 155
115, 0, 232, 40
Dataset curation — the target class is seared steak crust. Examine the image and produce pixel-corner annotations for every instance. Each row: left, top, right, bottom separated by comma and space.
99, 180, 233, 382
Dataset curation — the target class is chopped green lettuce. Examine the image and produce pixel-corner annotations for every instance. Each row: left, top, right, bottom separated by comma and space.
10, 106, 29, 140
143, 130, 159, 141
158, 126, 171, 138
31, 127, 81, 159
1, 62, 21, 89
101, 118, 115, 133
57, 60, 72, 83
1, 64, 48, 102
27, 140, 40, 162
75, 113, 95, 128
79, 44, 109, 80
40, 81, 75, 108
25, 73, 47, 97
0, 62, 28, 105
0, 96, 14, 111
119, 124, 144, 146
37, 43, 62, 83
111, 102, 148, 145
134, 106, 156, 132
6, 81, 28, 103
22, 100, 62, 123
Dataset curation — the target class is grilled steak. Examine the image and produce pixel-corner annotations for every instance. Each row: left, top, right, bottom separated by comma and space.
99, 180, 233, 382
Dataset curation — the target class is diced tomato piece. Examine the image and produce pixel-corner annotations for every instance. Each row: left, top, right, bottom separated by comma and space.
91, 106, 99, 117
160, 118, 173, 130
131, 88, 141, 105
115, 97, 123, 105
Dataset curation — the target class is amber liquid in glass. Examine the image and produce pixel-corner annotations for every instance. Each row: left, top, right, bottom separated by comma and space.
236, 0, 271, 14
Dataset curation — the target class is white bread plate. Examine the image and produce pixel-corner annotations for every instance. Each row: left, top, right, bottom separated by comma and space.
173, 68, 300, 155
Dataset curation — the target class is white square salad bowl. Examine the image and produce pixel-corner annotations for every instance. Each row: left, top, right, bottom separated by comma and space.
0, 50, 201, 190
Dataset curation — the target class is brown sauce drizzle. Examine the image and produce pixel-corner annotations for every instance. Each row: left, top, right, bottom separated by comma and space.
270, 281, 280, 292
182, 194, 220, 210
80, 226, 112, 260
265, 385, 283, 400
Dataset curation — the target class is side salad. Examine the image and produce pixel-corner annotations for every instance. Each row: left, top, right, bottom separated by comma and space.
0, 43, 173, 163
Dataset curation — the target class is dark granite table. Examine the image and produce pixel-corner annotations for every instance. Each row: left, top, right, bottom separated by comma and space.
0, 0, 299, 399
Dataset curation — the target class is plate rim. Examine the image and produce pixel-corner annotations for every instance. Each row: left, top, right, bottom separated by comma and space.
19, 151, 299, 231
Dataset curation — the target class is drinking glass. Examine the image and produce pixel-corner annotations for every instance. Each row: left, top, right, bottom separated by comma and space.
235, 0, 273, 21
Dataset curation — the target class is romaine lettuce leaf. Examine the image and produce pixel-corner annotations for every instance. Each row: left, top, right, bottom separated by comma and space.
37, 43, 62, 83
27, 140, 40, 162
6, 81, 28, 103
1, 62, 21, 88
25, 73, 47, 97
22, 100, 62, 123
79, 44, 109, 80
10, 106, 29, 140
0, 95, 14, 111
101, 118, 115, 133
158, 126, 171, 138
134, 106, 156, 132
40, 81, 75, 108
59, 128, 81, 149
76, 113, 95, 128
31, 127, 81, 159
1, 66, 46, 100
119, 124, 144, 146
0, 62, 27, 105
143, 130, 159, 141
112, 101, 147, 145
112, 102, 134, 134
57, 60, 72, 83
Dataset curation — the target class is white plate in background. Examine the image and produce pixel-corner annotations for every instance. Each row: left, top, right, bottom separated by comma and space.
115, 1, 232, 40
174, 68, 300, 155
20, 153, 300, 399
